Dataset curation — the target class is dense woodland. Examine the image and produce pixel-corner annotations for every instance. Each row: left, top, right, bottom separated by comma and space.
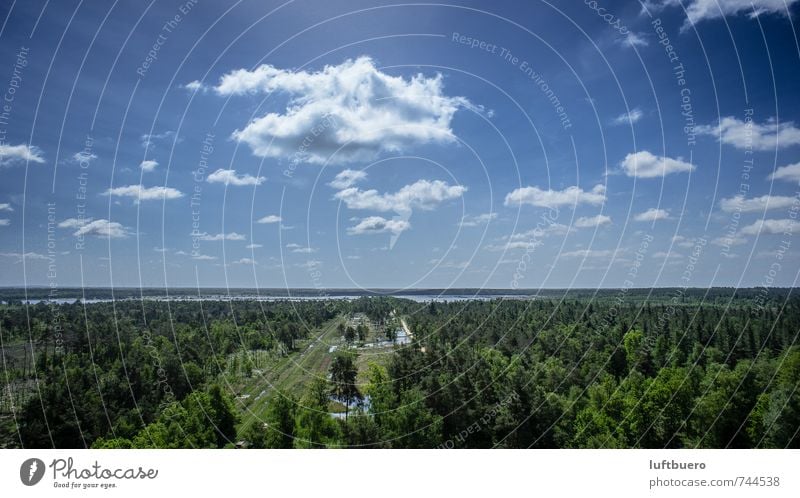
0, 289, 797, 448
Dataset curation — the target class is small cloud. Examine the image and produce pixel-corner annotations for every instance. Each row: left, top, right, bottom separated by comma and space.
0, 219, 9, 226
62, 218, 129, 238
485, 240, 543, 252
58, 217, 91, 229
347, 216, 410, 236
711, 235, 748, 247
141, 131, 178, 149
296, 259, 322, 269
620, 151, 694, 178
611, 108, 644, 126
719, 194, 797, 213
574, 214, 612, 228
634, 208, 670, 222
460, 212, 497, 227
0, 251, 49, 262
768, 161, 800, 182
623, 32, 648, 48
0, 203, 13, 212
103, 185, 184, 202
140, 160, 158, 173
505, 184, 606, 208
231, 257, 256, 265
206, 168, 265, 186
257, 215, 281, 224
197, 232, 246, 241
335, 179, 466, 215
286, 243, 316, 253
0, 144, 45, 167
183, 80, 208, 93
672, 235, 696, 248
560, 248, 621, 259
740, 219, 796, 236
192, 254, 217, 260
329, 169, 367, 189
245, 243, 262, 249
72, 151, 97, 164
697, 116, 800, 150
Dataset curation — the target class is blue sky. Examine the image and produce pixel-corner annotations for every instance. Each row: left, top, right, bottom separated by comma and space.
1, 0, 800, 289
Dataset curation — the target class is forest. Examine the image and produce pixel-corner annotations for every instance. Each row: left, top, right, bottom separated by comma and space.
0, 288, 797, 449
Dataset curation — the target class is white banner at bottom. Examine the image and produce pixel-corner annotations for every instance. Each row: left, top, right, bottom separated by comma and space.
1, 449, 798, 497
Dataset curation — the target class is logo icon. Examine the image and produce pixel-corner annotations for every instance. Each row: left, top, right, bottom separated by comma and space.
20, 458, 45, 486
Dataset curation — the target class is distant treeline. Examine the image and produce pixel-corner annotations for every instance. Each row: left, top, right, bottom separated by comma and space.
0, 286, 795, 302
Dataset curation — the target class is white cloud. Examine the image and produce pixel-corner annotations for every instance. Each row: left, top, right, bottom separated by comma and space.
485, 240, 543, 252
740, 219, 796, 236
257, 215, 282, 224
696, 116, 800, 150
183, 80, 207, 92
103, 185, 184, 201
58, 217, 90, 229
504, 184, 606, 208
347, 216, 411, 236
768, 162, 800, 182
672, 235, 697, 248
206, 168, 265, 186
655, 0, 799, 28
141, 131, 177, 149
429, 259, 469, 270
634, 208, 671, 222
0, 251, 49, 262
460, 212, 497, 227
612, 108, 644, 125
652, 251, 683, 259
0, 219, 9, 226
329, 169, 367, 189
624, 33, 649, 47
0, 144, 45, 166
285, 243, 316, 254
335, 179, 466, 215
711, 235, 748, 247
0, 203, 12, 211
719, 194, 797, 213
232, 257, 256, 265
486, 224, 570, 251
574, 214, 612, 228
72, 151, 97, 164
560, 249, 620, 258
620, 151, 695, 178
198, 232, 246, 241
140, 160, 158, 173
192, 254, 217, 260
218, 56, 472, 164
68, 219, 129, 238
245, 243, 262, 249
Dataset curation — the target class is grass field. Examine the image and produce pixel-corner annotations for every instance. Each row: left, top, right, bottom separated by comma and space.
234, 314, 400, 435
